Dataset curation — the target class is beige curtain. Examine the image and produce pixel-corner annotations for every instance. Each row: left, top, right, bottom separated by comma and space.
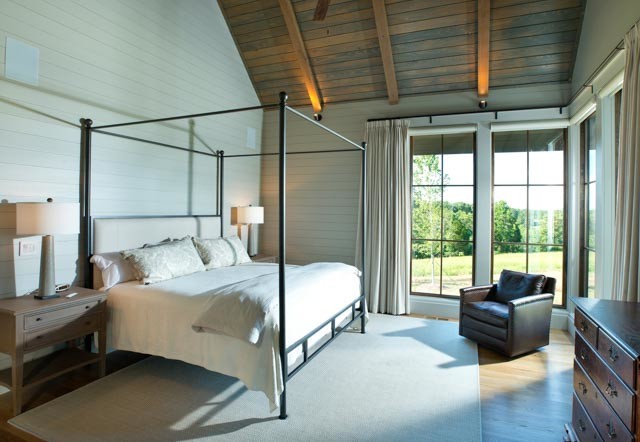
612, 24, 640, 302
359, 120, 411, 314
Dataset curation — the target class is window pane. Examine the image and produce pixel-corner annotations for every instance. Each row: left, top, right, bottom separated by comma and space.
529, 129, 564, 185
493, 186, 526, 244
587, 251, 596, 298
529, 245, 564, 305
413, 136, 441, 185
494, 131, 527, 185
587, 182, 596, 249
442, 244, 473, 296
412, 187, 441, 240
587, 115, 597, 182
528, 186, 564, 245
443, 133, 474, 185
493, 244, 526, 282
443, 186, 474, 241
412, 241, 441, 294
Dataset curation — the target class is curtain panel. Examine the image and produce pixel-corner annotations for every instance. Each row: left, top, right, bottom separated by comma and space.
612, 23, 640, 302
359, 120, 411, 315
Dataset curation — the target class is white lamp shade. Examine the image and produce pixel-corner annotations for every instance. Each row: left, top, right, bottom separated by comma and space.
236, 206, 264, 224
16, 202, 80, 235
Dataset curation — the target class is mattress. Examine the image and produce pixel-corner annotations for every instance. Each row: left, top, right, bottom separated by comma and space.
106, 262, 362, 409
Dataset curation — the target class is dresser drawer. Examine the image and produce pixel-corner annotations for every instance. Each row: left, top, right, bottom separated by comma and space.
573, 393, 603, 441
576, 308, 598, 348
598, 328, 636, 389
24, 300, 101, 330
575, 361, 635, 442
23, 314, 99, 351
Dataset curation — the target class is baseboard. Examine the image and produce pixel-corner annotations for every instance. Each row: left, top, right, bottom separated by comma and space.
410, 295, 569, 330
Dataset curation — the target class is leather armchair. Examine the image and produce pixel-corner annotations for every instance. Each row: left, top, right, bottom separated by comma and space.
459, 270, 556, 358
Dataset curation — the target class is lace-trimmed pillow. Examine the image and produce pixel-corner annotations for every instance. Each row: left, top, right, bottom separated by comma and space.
193, 236, 251, 269
121, 237, 205, 284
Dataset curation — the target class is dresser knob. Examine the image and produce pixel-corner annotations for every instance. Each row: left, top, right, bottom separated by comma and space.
36, 335, 42, 340
36, 317, 41, 322
608, 346, 619, 362
579, 320, 588, 332
85, 305, 90, 310
605, 381, 618, 398
578, 381, 587, 395
580, 348, 588, 361
577, 418, 586, 432
606, 422, 617, 439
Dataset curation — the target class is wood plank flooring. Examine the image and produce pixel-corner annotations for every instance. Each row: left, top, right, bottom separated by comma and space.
0, 322, 574, 441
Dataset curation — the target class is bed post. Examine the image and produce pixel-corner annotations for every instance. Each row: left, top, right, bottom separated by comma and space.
80, 118, 93, 289
278, 91, 288, 420
219, 150, 225, 237
361, 141, 367, 334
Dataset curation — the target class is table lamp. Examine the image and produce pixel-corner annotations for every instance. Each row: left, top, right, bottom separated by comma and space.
16, 199, 80, 299
236, 205, 264, 257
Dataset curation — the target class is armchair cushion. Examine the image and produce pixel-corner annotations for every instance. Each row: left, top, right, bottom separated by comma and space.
494, 269, 546, 304
462, 301, 509, 328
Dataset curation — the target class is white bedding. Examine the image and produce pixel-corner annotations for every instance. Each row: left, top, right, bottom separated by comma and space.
106, 262, 362, 410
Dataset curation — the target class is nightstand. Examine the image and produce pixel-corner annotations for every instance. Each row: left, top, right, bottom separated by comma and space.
251, 254, 277, 263
0, 287, 107, 416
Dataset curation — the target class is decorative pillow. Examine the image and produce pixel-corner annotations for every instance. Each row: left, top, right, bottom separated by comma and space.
193, 237, 235, 269
121, 237, 205, 284
90, 252, 136, 290
494, 269, 547, 304
224, 235, 252, 265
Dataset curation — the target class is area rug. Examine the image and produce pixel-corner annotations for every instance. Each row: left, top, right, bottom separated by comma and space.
10, 314, 481, 441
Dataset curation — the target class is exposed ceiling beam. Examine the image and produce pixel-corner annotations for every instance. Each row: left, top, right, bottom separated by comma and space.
278, 0, 323, 112
477, 0, 490, 98
372, 0, 399, 105
313, 0, 330, 21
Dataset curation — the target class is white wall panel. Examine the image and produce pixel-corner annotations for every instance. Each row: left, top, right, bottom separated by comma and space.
0, 0, 262, 298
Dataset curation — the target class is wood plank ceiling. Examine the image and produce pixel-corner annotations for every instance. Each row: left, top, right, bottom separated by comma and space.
218, 0, 585, 109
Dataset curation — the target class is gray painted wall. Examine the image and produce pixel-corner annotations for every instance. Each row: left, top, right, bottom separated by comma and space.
0, 0, 263, 298
571, 0, 640, 94
260, 83, 570, 266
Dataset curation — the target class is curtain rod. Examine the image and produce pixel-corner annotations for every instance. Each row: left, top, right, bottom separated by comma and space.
366, 104, 565, 123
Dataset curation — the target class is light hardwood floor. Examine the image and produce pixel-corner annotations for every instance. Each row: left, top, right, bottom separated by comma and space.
0, 321, 574, 441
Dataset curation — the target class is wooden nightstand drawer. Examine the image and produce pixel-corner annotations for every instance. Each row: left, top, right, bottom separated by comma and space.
24, 300, 101, 330
24, 314, 99, 351
576, 308, 598, 348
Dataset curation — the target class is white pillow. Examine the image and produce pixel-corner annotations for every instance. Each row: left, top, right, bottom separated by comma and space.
193, 235, 251, 269
90, 252, 136, 290
224, 236, 252, 264
193, 237, 235, 269
122, 237, 206, 284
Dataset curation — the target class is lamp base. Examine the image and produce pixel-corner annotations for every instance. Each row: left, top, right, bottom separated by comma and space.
34, 293, 60, 300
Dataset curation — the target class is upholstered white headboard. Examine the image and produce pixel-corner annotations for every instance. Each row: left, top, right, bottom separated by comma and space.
92, 216, 221, 288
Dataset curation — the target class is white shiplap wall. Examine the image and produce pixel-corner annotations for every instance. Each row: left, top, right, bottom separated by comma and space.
260, 83, 570, 266
0, 0, 263, 299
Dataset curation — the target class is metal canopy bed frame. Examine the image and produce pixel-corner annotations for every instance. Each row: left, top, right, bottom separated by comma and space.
79, 92, 367, 419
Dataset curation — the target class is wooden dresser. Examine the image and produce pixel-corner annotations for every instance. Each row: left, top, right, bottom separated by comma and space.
567, 298, 640, 441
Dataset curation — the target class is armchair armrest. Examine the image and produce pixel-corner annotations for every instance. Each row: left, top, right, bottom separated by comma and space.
509, 293, 554, 308
459, 284, 496, 304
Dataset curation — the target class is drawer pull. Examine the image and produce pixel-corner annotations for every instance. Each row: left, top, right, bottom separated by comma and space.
580, 347, 588, 361
579, 320, 588, 332
85, 305, 90, 310
608, 346, 619, 362
578, 381, 588, 395
36, 317, 42, 322
606, 422, 617, 439
36, 335, 43, 340
605, 381, 618, 398
577, 418, 586, 432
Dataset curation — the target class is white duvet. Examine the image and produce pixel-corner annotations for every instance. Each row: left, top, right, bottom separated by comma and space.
106, 262, 362, 410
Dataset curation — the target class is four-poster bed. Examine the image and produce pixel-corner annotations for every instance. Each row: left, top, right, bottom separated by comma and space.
79, 92, 367, 419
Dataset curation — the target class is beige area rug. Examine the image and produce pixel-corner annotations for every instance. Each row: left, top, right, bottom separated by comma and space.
10, 314, 481, 441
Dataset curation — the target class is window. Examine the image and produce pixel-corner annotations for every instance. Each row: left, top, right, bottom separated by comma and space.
581, 114, 596, 297
492, 129, 566, 306
411, 133, 475, 297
